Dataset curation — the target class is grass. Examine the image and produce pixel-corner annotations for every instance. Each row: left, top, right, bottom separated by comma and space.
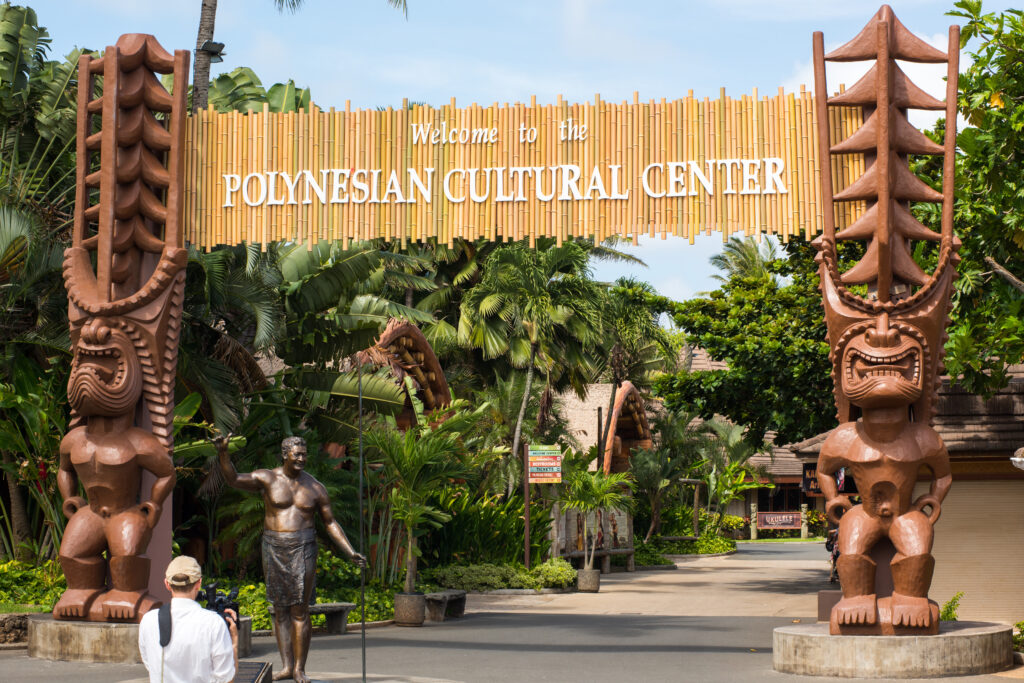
0, 602, 49, 614
740, 536, 825, 543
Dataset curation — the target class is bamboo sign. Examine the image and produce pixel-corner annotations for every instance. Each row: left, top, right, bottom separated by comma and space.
184, 88, 868, 249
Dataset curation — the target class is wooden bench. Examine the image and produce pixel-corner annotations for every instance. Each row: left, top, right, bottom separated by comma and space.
424, 589, 467, 622
309, 602, 356, 634
562, 547, 635, 573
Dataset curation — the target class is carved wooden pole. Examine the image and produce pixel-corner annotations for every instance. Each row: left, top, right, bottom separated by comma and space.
55, 34, 189, 622
812, 5, 958, 635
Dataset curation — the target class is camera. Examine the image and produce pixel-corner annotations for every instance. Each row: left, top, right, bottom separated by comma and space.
201, 581, 240, 628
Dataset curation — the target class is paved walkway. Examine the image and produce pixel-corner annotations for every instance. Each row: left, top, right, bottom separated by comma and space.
2, 542, 1020, 682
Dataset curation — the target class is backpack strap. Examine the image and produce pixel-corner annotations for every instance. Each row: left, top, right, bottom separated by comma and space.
158, 602, 172, 647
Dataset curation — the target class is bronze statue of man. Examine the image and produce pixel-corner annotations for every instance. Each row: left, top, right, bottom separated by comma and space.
217, 436, 366, 683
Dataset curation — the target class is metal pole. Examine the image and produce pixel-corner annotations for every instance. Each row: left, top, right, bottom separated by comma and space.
358, 362, 366, 683
523, 443, 530, 570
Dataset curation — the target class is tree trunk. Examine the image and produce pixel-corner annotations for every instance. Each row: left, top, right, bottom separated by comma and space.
192, 0, 218, 112
1, 453, 32, 561
405, 287, 414, 308
584, 517, 595, 570
404, 529, 417, 594
509, 344, 537, 497
550, 500, 560, 559
536, 375, 552, 433
599, 381, 619, 470
644, 490, 661, 544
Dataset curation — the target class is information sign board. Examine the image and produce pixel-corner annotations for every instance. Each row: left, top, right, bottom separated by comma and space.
527, 445, 562, 484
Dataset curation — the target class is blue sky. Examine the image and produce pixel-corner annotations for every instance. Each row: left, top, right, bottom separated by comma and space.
36, 0, 1006, 301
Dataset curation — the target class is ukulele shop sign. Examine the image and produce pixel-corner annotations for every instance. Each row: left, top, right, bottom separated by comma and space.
185, 91, 867, 248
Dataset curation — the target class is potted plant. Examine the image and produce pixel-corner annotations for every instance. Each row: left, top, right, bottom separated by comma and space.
560, 469, 634, 592
366, 408, 472, 626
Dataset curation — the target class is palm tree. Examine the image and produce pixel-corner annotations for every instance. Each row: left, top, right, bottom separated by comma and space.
458, 241, 602, 492
192, 0, 408, 112
709, 236, 778, 283
365, 405, 475, 594
559, 469, 634, 573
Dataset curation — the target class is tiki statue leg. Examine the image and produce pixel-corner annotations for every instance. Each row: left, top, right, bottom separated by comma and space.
833, 506, 883, 626
96, 507, 155, 621
889, 511, 936, 628
54, 507, 106, 619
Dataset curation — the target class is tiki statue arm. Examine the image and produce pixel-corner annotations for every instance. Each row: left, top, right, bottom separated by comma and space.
57, 432, 85, 520
912, 438, 952, 524
136, 439, 176, 529
818, 439, 852, 525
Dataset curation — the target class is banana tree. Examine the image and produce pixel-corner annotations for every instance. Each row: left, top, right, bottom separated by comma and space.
697, 419, 769, 533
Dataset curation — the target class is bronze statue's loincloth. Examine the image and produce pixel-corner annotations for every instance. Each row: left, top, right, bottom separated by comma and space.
261, 528, 317, 606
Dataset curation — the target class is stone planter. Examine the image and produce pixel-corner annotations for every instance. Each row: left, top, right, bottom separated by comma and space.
393, 592, 425, 627
577, 568, 601, 593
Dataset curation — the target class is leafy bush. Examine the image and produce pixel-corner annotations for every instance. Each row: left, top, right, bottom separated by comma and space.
420, 490, 551, 567
940, 591, 964, 622
656, 505, 745, 537
422, 559, 576, 592
653, 533, 736, 555
530, 558, 577, 588
0, 561, 65, 609
633, 542, 673, 566
1014, 621, 1024, 651
805, 509, 828, 537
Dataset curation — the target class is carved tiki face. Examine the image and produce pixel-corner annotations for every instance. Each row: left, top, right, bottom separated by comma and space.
818, 247, 955, 422
68, 318, 142, 417
839, 313, 924, 410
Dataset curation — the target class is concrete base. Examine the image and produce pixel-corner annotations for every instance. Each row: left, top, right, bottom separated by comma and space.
28, 613, 141, 663
28, 613, 253, 662
773, 621, 1013, 678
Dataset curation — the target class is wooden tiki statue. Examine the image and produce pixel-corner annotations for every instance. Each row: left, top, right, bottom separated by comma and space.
54, 34, 189, 622
812, 6, 960, 635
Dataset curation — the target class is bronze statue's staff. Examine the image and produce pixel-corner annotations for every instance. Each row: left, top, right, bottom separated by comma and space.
216, 435, 365, 683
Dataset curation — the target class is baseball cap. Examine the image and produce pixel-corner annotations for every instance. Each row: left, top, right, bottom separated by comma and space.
165, 555, 202, 587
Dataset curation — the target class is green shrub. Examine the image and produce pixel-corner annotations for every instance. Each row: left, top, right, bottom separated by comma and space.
530, 558, 577, 588
653, 533, 736, 555
0, 561, 65, 609
420, 491, 552, 567
805, 509, 828, 536
422, 558, 576, 592
633, 542, 673, 566
656, 506, 746, 537
940, 591, 964, 622
1013, 621, 1024, 651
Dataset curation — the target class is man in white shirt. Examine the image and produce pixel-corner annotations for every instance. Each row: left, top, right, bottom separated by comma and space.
138, 555, 238, 683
